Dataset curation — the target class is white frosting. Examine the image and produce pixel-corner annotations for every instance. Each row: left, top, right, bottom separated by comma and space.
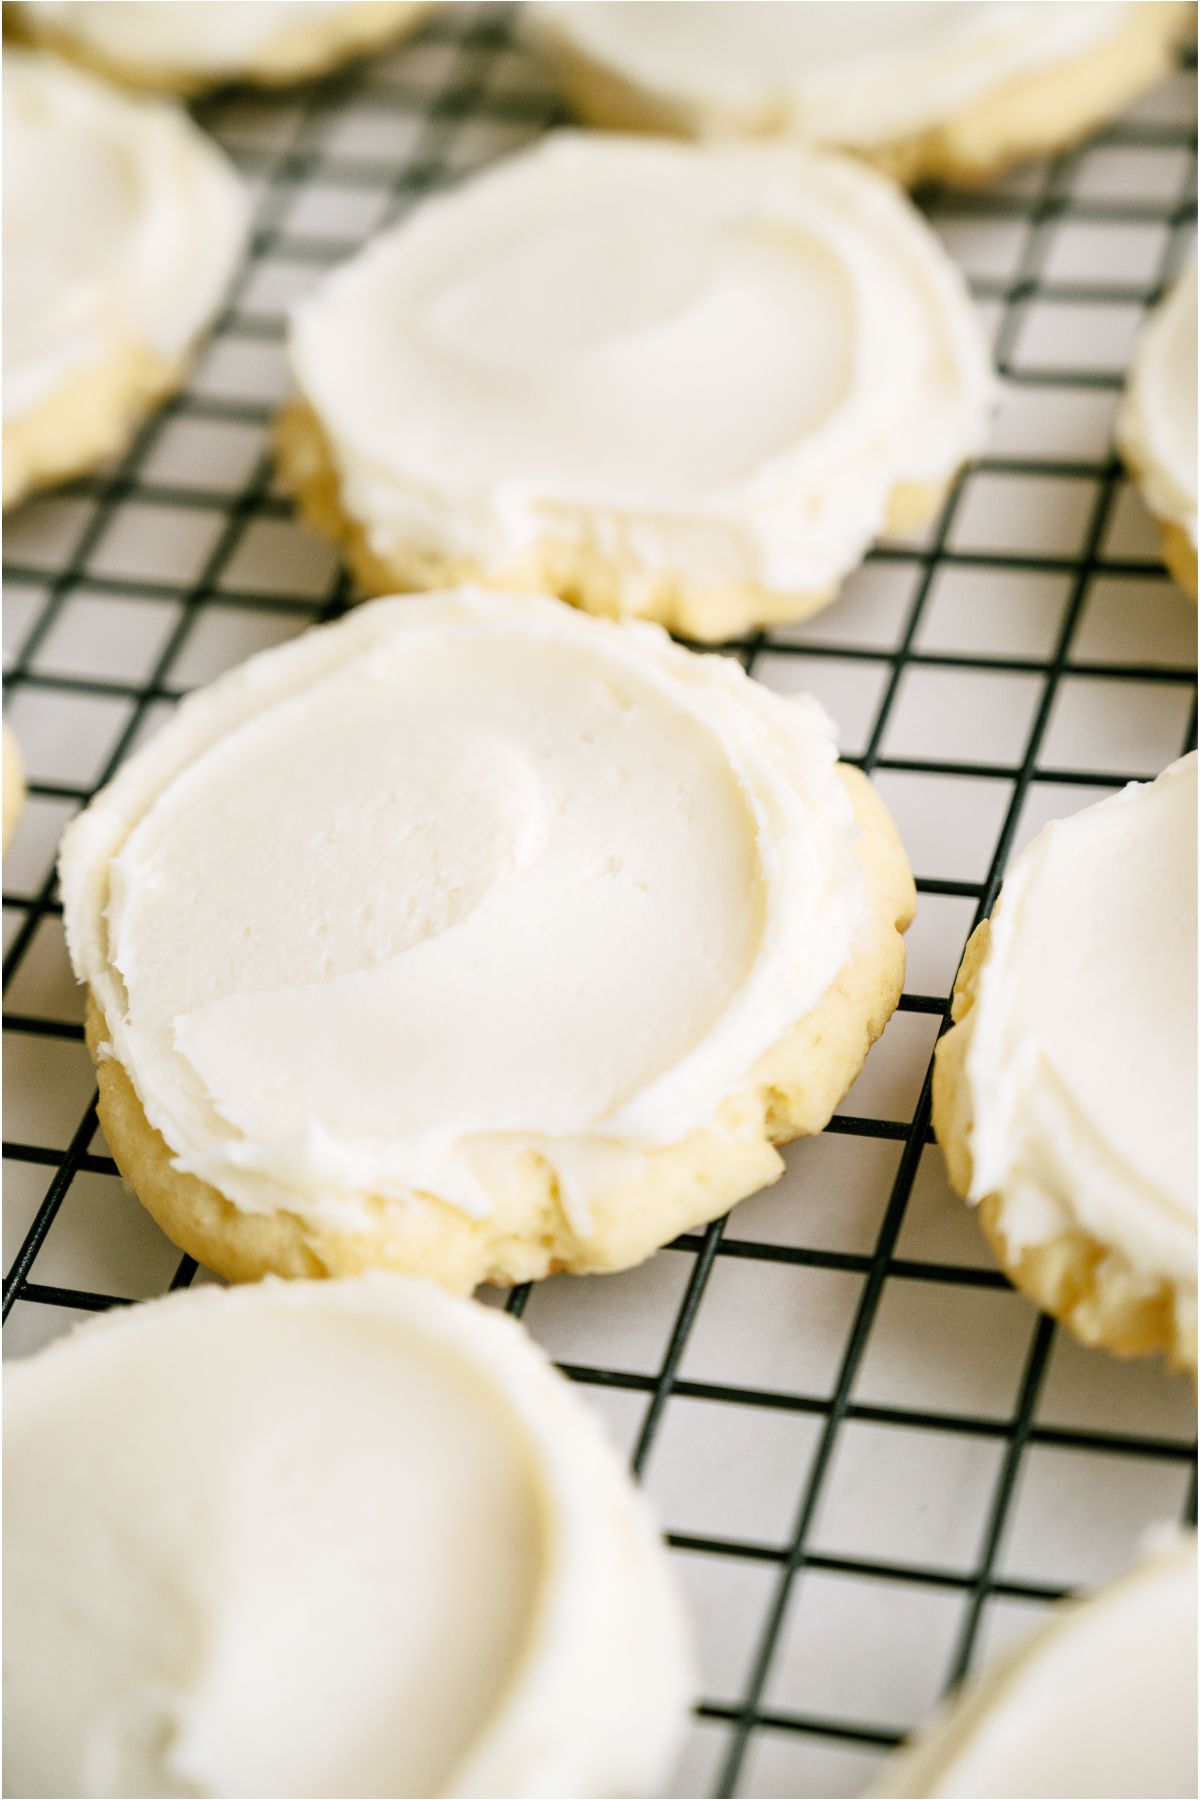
4, 1274, 693, 1798
533, 3, 1143, 148
61, 589, 865, 1233
1117, 264, 1198, 550
14, 2, 358, 75
3, 51, 246, 425
879, 1535, 1198, 1798
962, 754, 1197, 1296
288, 132, 991, 602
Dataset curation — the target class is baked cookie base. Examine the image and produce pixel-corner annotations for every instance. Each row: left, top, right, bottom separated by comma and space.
536, 2, 1190, 189
933, 920, 1196, 1370
2, 727, 24, 855
87, 765, 915, 1294
10, 4, 432, 96
4, 341, 179, 513
1117, 439, 1199, 603
1160, 518, 1198, 602
275, 400, 949, 642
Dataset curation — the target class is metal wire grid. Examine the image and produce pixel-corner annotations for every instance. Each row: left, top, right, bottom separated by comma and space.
1, 8, 1196, 1796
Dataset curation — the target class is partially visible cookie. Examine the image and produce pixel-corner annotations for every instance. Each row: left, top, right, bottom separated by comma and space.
3, 51, 247, 510
1117, 264, 1197, 600
278, 131, 991, 641
876, 1534, 1197, 1798
8, 2, 433, 95
4, 1273, 694, 1798
530, 2, 1191, 186
61, 589, 915, 1292
933, 754, 1196, 1369
2, 726, 24, 854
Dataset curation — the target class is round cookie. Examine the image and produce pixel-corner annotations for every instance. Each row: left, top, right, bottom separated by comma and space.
1116, 264, 1197, 601
4, 1273, 693, 1798
530, 2, 1192, 187
3, 51, 247, 511
8, 2, 433, 96
876, 1535, 1197, 1798
61, 589, 915, 1292
933, 754, 1196, 1369
277, 131, 992, 642
2, 726, 24, 854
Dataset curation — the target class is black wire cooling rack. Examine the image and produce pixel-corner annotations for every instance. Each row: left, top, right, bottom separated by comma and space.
2, 9, 1197, 1797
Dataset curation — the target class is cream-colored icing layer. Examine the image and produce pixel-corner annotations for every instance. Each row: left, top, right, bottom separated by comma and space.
14, 2, 354, 73
4, 1274, 692, 1798
1117, 264, 1198, 550
288, 132, 991, 599
963, 754, 1197, 1290
61, 590, 865, 1232
533, 2, 1142, 147
3, 51, 246, 425
879, 1534, 1197, 1798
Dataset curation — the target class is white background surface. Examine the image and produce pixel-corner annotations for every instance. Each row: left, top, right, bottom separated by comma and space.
2, 10, 1196, 1797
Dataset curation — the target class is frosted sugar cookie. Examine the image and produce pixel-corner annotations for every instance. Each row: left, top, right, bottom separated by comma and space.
60, 589, 915, 1291
3, 52, 247, 510
1117, 265, 1198, 600
933, 755, 1197, 1368
2, 726, 24, 853
8, 2, 432, 95
277, 132, 991, 642
530, 3, 1191, 186
877, 1534, 1197, 1798
4, 1273, 693, 1798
